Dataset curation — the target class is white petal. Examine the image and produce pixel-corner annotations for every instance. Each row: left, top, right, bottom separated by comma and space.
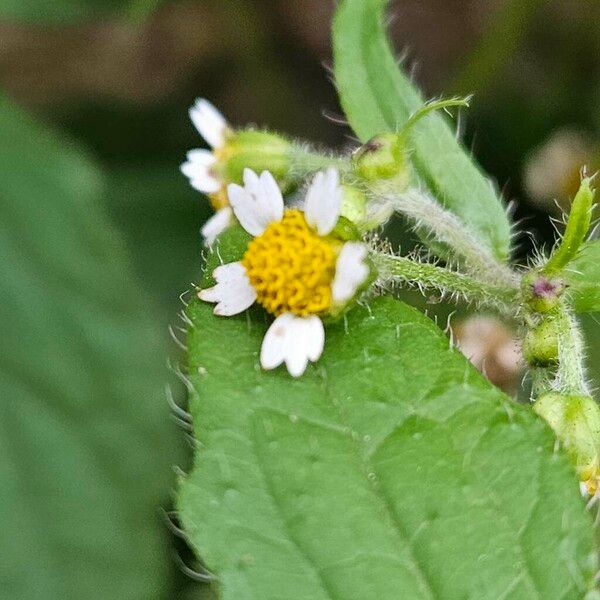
189, 98, 228, 148
198, 262, 256, 316
227, 169, 284, 236
331, 242, 369, 304
304, 316, 325, 362
181, 149, 220, 193
304, 168, 342, 236
260, 313, 324, 377
201, 207, 234, 246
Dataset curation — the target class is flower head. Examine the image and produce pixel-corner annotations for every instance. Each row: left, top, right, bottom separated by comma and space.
181, 98, 292, 245
182, 99, 230, 203
198, 168, 370, 377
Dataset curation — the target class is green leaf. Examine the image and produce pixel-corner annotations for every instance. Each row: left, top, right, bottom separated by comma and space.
566, 240, 600, 313
0, 95, 180, 598
178, 228, 597, 600
332, 0, 512, 262
0, 0, 158, 23
104, 164, 212, 316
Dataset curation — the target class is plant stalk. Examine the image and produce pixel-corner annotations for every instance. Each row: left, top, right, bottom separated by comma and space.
373, 251, 517, 313
377, 187, 519, 290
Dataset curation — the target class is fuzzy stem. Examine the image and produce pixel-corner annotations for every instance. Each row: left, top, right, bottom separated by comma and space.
288, 146, 350, 179
554, 302, 589, 396
376, 187, 519, 290
530, 367, 553, 400
373, 251, 517, 312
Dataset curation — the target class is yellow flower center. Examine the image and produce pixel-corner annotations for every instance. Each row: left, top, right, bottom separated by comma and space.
242, 209, 338, 316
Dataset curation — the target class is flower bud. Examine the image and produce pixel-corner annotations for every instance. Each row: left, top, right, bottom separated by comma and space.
352, 133, 409, 187
521, 271, 565, 313
534, 393, 600, 488
339, 184, 367, 225
218, 129, 293, 193
522, 318, 559, 367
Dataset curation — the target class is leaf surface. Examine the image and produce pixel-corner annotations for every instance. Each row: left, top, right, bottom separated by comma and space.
566, 240, 600, 313
178, 227, 597, 600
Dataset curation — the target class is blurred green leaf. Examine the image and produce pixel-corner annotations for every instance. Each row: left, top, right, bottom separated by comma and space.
0, 0, 159, 23
178, 227, 596, 600
104, 165, 209, 316
332, 0, 512, 262
0, 95, 180, 599
566, 240, 600, 313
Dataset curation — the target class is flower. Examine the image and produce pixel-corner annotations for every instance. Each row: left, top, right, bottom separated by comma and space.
181, 98, 294, 246
181, 99, 233, 245
198, 168, 370, 377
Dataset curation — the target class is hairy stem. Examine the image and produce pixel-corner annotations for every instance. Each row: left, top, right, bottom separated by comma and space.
530, 367, 554, 399
554, 303, 589, 396
373, 251, 517, 313
288, 146, 350, 178
376, 187, 519, 290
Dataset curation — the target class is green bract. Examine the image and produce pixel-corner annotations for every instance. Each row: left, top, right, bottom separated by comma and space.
333, 0, 512, 261
544, 179, 595, 275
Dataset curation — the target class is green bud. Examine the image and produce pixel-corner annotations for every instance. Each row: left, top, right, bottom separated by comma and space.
330, 216, 361, 242
218, 129, 293, 191
534, 393, 600, 484
522, 270, 565, 313
523, 318, 559, 367
339, 184, 367, 225
352, 98, 469, 186
352, 133, 409, 186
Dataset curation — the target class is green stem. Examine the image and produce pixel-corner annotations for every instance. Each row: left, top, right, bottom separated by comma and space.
530, 367, 553, 400
398, 97, 471, 144
554, 302, 589, 396
373, 251, 517, 312
289, 146, 350, 178
376, 187, 519, 290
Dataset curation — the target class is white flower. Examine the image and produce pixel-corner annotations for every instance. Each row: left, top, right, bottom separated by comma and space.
201, 206, 234, 247
181, 99, 232, 244
181, 99, 228, 195
199, 168, 370, 377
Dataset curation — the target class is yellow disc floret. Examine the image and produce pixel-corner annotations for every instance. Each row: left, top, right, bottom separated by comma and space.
242, 209, 338, 316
